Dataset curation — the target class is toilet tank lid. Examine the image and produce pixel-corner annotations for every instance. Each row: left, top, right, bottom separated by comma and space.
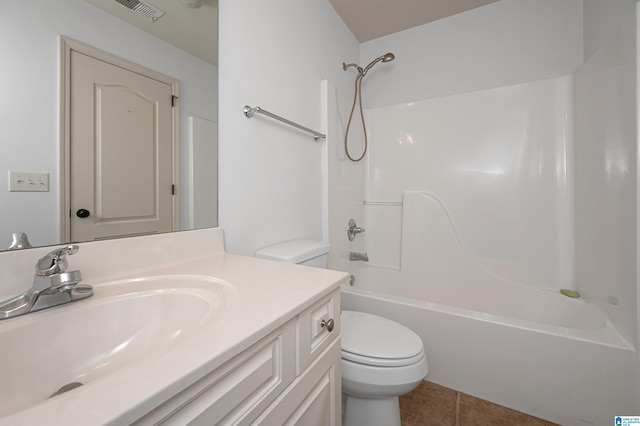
254, 239, 330, 263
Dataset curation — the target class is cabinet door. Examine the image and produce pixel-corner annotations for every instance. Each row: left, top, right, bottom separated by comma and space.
283, 364, 335, 425
255, 338, 342, 426
135, 320, 296, 426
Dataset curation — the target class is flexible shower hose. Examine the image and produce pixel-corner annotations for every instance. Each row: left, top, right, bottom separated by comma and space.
344, 75, 367, 162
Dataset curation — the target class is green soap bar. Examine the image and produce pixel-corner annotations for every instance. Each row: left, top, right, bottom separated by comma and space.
560, 289, 580, 298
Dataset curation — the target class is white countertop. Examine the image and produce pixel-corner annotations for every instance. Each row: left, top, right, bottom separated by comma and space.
0, 229, 347, 425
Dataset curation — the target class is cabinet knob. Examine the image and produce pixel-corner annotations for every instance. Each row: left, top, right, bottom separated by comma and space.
320, 318, 335, 332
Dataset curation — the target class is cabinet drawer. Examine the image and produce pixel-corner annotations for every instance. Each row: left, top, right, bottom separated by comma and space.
135, 319, 296, 426
297, 289, 340, 373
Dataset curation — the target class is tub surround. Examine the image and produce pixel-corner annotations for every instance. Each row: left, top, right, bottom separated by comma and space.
0, 228, 347, 424
338, 186, 635, 424
362, 75, 575, 288
574, 5, 637, 348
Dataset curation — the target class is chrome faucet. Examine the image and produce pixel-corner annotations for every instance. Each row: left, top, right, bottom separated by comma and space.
8, 232, 32, 250
349, 251, 369, 262
0, 245, 93, 320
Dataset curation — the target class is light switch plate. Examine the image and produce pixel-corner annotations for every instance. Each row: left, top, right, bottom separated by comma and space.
8, 171, 49, 192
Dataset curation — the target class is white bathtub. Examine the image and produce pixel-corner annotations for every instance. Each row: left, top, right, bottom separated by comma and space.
341, 266, 637, 426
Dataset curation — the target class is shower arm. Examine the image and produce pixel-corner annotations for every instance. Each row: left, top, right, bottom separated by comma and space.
343, 62, 363, 74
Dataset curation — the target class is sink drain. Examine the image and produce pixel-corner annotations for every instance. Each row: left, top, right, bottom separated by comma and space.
50, 381, 84, 398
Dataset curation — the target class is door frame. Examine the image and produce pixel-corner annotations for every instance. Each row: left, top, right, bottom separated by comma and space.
59, 36, 180, 242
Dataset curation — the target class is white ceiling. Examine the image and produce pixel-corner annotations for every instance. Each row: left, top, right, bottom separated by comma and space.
84, 0, 218, 65
85, 0, 499, 66
329, 0, 500, 42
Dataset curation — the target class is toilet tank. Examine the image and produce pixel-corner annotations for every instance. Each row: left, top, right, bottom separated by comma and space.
254, 239, 330, 268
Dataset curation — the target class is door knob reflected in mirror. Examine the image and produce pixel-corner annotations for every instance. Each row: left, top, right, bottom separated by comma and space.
76, 209, 91, 218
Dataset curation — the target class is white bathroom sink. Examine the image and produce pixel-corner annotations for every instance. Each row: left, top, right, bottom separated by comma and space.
0, 274, 235, 418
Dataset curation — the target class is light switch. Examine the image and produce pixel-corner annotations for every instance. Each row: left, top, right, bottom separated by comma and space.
8, 171, 49, 192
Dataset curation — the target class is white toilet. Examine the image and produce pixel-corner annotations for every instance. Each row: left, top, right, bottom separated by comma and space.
255, 239, 429, 426
340, 310, 428, 426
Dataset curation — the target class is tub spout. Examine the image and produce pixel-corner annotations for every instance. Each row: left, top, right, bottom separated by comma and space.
349, 251, 369, 262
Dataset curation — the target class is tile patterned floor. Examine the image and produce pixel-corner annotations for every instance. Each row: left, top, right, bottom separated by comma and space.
399, 381, 558, 426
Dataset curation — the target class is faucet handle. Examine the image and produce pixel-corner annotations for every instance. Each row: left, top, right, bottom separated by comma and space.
35, 245, 79, 276
347, 218, 365, 241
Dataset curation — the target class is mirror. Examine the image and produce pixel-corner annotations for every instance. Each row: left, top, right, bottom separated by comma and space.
0, 0, 218, 251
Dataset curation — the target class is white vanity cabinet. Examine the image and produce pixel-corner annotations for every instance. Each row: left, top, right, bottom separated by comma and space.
136, 288, 341, 426
255, 289, 341, 425
0, 229, 349, 425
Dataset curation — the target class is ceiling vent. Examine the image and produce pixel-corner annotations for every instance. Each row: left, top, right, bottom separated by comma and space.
110, 0, 165, 22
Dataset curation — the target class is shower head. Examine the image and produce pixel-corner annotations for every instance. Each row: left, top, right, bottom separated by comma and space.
361, 52, 395, 76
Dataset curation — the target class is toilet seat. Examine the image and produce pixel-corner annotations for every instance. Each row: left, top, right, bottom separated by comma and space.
342, 347, 426, 367
341, 310, 425, 367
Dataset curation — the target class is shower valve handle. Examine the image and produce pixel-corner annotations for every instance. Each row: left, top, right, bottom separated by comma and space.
347, 219, 365, 241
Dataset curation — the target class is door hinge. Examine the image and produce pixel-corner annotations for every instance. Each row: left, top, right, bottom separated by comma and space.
171, 184, 175, 195
171, 95, 178, 107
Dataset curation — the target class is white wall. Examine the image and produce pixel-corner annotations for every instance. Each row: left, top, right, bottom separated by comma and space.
0, 0, 217, 248
218, 0, 359, 256
359, 0, 583, 108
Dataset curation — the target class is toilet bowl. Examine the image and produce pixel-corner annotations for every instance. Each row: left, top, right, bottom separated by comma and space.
254, 240, 429, 426
341, 310, 429, 426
